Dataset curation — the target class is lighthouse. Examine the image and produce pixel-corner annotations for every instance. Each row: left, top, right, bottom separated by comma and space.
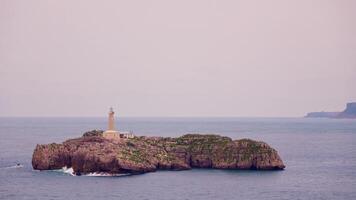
103, 107, 120, 139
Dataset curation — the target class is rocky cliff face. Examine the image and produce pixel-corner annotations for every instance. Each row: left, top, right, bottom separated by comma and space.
338, 102, 356, 118
32, 132, 285, 175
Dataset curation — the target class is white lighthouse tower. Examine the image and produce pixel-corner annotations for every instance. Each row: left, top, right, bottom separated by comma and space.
103, 107, 120, 139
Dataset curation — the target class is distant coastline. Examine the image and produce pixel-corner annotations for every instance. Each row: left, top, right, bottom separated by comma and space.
305, 102, 356, 119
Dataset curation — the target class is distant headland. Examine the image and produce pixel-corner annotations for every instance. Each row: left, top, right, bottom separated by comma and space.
32, 108, 285, 176
305, 102, 356, 119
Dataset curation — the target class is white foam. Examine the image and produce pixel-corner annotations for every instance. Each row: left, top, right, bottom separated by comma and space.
62, 166, 75, 176
3, 164, 23, 169
85, 172, 130, 177
53, 167, 129, 177
53, 166, 76, 176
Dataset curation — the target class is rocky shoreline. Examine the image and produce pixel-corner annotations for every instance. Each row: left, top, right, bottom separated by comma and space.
32, 130, 285, 175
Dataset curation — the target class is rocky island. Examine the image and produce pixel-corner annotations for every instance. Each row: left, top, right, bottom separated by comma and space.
32, 130, 285, 176
33, 109, 285, 176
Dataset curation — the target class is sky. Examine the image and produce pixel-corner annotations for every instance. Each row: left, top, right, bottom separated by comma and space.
0, 0, 355, 117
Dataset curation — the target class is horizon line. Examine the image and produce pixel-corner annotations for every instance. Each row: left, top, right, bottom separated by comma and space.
0, 115, 305, 118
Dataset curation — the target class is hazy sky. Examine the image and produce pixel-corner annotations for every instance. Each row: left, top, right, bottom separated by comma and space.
1, 0, 355, 117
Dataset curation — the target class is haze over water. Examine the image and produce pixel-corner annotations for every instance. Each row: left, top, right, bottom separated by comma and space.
1, 1, 356, 199
1, 117, 355, 200
1, 0, 356, 117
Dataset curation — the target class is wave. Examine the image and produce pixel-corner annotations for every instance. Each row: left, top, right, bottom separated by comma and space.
53, 166, 130, 177
85, 172, 130, 177
1, 164, 24, 169
53, 166, 75, 176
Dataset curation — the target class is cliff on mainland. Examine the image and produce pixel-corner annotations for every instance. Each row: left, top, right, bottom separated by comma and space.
305, 102, 356, 119
32, 130, 285, 175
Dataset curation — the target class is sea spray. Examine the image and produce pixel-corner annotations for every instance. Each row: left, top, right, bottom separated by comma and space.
52, 166, 75, 176
85, 172, 131, 177
53, 166, 130, 177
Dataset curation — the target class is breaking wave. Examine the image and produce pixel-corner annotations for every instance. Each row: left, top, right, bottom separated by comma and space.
54, 166, 130, 177
85, 172, 131, 177
53, 166, 75, 176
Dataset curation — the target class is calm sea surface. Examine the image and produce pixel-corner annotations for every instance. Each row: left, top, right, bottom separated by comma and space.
0, 117, 356, 200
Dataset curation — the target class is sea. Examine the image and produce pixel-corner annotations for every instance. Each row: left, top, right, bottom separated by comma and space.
0, 117, 356, 200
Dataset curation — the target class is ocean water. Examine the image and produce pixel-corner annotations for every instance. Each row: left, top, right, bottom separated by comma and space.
0, 117, 356, 200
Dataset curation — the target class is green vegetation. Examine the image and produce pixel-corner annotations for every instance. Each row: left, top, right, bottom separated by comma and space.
82, 130, 103, 137
115, 134, 273, 166
129, 149, 145, 163
176, 134, 232, 154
